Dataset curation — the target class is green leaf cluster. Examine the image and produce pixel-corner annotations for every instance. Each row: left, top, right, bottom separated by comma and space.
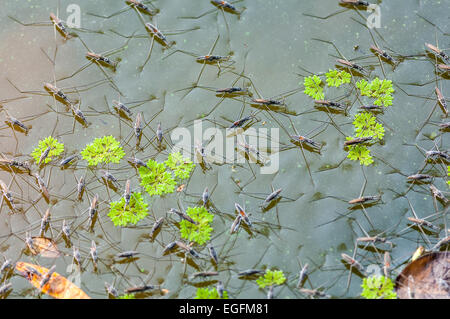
81, 135, 125, 166
179, 206, 214, 245
108, 192, 148, 226
138, 159, 176, 196
165, 151, 195, 180
356, 78, 394, 107
138, 153, 195, 197
447, 166, 450, 188
303, 75, 324, 100
353, 112, 385, 140
325, 69, 351, 87
117, 294, 136, 299
361, 276, 397, 299
194, 287, 228, 299
31, 136, 64, 165
256, 269, 286, 289
347, 112, 385, 166
347, 145, 374, 166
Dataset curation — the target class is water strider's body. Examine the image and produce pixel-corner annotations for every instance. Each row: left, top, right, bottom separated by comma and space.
344, 137, 373, 147
426, 43, 450, 62
370, 45, 396, 64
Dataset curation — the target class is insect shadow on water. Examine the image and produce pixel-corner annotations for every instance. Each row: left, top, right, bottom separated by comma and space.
8, 5, 103, 42
110, 9, 200, 73
391, 191, 447, 250
110, 96, 164, 151
86, 0, 160, 20
178, 0, 245, 44
179, 52, 255, 119
279, 117, 329, 187
313, 166, 383, 230
163, 34, 236, 100
302, 0, 373, 21
237, 185, 300, 226
56, 34, 132, 97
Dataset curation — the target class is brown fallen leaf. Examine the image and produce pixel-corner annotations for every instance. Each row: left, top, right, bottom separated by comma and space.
395, 251, 450, 299
30, 237, 61, 258
15, 262, 90, 299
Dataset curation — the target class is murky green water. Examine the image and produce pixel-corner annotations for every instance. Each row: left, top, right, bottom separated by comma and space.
0, 0, 448, 299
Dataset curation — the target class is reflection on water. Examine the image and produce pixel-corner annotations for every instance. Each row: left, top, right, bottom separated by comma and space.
0, 0, 448, 298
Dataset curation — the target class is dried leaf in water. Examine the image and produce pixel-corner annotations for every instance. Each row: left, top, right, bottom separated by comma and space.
15, 262, 90, 299
31, 237, 61, 258
395, 251, 450, 299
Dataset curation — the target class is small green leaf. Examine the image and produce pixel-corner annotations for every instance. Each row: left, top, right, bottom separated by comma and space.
361, 276, 397, 299
179, 206, 214, 245
31, 136, 64, 165
447, 166, 450, 188
81, 136, 125, 166
353, 112, 384, 140
108, 192, 148, 227
165, 151, 195, 180
256, 269, 286, 289
356, 79, 371, 96
347, 145, 374, 166
325, 69, 351, 87
139, 159, 176, 196
117, 294, 136, 299
303, 75, 324, 100
194, 287, 228, 299
356, 78, 394, 107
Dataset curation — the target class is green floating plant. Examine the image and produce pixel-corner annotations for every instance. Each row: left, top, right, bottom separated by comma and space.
303, 75, 324, 100
81, 135, 125, 166
31, 136, 64, 165
353, 112, 385, 140
194, 287, 228, 299
256, 269, 286, 289
139, 159, 176, 196
179, 206, 214, 245
117, 293, 136, 299
165, 151, 195, 180
346, 112, 384, 166
447, 166, 450, 188
325, 69, 351, 87
108, 192, 148, 227
356, 78, 394, 107
347, 145, 374, 166
361, 276, 397, 299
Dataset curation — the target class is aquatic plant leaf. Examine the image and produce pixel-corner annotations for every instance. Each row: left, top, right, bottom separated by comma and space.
347, 145, 374, 166
108, 192, 148, 227
356, 78, 394, 107
256, 269, 286, 289
303, 75, 324, 100
194, 287, 228, 299
356, 79, 371, 96
353, 112, 385, 140
118, 293, 136, 299
325, 69, 351, 87
165, 151, 195, 180
81, 135, 125, 166
361, 275, 397, 299
15, 262, 90, 299
30, 136, 64, 165
139, 159, 176, 196
179, 206, 214, 245
30, 237, 61, 258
